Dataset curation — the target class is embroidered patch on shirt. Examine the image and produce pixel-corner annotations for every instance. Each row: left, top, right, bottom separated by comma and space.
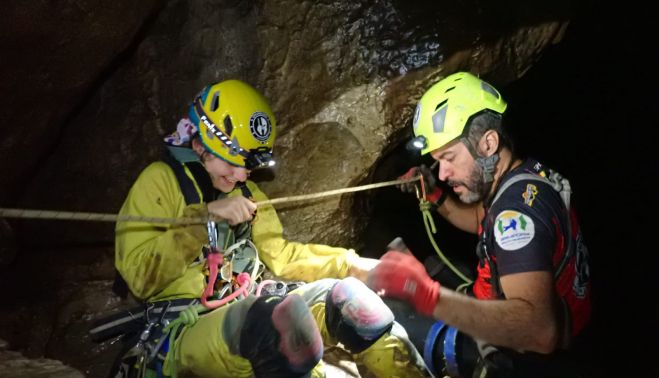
522, 184, 538, 206
494, 210, 535, 251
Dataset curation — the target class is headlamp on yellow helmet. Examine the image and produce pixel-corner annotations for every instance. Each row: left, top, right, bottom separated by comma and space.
188, 80, 277, 170
411, 72, 507, 155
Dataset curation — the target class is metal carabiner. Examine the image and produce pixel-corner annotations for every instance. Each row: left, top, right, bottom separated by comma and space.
207, 220, 218, 250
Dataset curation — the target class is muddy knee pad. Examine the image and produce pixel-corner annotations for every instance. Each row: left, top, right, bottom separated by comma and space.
239, 295, 323, 378
325, 276, 394, 353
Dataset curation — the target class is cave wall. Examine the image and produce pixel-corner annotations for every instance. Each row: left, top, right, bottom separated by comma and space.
0, 0, 610, 376
9, 0, 571, 250
0, 0, 164, 206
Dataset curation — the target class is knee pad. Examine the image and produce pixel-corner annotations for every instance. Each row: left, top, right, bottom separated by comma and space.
325, 276, 394, 353
240, 295, 323, 378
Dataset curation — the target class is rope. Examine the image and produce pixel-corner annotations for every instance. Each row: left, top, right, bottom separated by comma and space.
0, 176, 419, 224
162, 304, 208, 378
254, 176, 419, 207
419, 200, 473, 285
0, 208, 206, 225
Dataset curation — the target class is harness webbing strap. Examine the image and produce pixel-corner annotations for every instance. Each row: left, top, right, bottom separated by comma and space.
162, 153, 201, 205
162, 152, 221, 205
186, 161, 217, 203
238, 183, 252, 198
490, 173, 569, 209
89, 299, 198, 342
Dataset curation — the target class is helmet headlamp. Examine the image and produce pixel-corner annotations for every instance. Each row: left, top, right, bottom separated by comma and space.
246, 149, 275, 170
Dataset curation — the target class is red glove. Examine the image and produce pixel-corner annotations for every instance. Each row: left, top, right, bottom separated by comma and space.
367, 251, 440, 316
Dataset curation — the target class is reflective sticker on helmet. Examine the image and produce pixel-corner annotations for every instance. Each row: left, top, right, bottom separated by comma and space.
481, 82, 500, 99
413, 104, 421, 131
431, 105, 447, 133
229, 136, 241, 156
494, 210, 535, 251
249, 112, 272, 143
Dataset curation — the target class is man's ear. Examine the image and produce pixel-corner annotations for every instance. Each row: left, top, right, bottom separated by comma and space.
479, 130, 500, 157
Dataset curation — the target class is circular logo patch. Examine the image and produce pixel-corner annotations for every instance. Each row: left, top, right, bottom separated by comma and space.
249, 112, 272, 143
493, 210, 535, 251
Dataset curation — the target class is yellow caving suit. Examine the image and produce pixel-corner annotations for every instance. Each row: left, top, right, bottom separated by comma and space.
115, 161, 428, 377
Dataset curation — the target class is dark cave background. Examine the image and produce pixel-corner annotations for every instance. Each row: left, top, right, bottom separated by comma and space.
0, 0, 657, 377
360, 1, 658, 376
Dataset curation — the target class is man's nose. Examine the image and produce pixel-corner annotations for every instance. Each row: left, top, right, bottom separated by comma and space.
438, 165, 450, 182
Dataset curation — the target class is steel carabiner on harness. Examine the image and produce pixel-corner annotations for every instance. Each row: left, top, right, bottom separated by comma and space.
201, 220, 252, 309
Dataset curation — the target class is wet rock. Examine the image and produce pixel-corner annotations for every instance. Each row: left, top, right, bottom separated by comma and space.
0, 338, 85, 378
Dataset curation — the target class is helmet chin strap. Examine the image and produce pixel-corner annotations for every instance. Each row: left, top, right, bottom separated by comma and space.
475, 154, 499, 184
460, 137, 499, 184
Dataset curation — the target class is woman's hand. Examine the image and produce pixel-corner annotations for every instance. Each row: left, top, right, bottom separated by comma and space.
207, 196, 257, 225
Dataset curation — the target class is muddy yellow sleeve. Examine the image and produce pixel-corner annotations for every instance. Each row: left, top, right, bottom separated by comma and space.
115, 162, 208, 300
247, 181, 358, 281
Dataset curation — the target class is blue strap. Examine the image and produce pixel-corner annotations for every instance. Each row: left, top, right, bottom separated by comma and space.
155, 337, 169, 378
423, 320, 446, 375
444, 326, 460, 377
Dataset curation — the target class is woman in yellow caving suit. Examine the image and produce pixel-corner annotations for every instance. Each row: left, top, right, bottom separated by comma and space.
113, 79, 429, 378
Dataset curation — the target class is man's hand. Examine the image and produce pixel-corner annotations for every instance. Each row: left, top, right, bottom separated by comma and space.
207, 196, 256, 225
397, 164, 444, 204
367, 251, 440, 316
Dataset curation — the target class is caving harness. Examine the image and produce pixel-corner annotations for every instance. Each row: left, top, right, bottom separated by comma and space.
91, 151, 274, 378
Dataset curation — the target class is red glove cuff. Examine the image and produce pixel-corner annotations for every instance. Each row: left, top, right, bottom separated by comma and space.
415, 280, 441, 316
426, 186, 446, 205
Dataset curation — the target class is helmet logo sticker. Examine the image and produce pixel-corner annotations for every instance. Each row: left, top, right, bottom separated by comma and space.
413, 104, 421, 131
249, 112, 272, 143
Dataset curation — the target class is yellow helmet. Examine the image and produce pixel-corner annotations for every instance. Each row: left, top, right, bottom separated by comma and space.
412, 72, 507, 155
189, 80, 276, 169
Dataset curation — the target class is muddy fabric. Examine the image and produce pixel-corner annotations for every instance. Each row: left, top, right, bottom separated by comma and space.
239, 295, 323, 377
325, 277, 394, 353
166, 303, 253, 377
115, 161, 358, 302
292, 278, 430, 377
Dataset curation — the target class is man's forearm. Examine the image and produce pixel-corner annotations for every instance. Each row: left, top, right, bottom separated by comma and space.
432, 287, 560, 354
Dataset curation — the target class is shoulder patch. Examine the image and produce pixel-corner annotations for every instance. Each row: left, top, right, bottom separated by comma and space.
494, 210, 535, 251
522, 183, 538, 206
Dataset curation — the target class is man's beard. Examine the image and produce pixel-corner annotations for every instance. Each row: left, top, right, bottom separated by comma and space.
449, 163, 490, 204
